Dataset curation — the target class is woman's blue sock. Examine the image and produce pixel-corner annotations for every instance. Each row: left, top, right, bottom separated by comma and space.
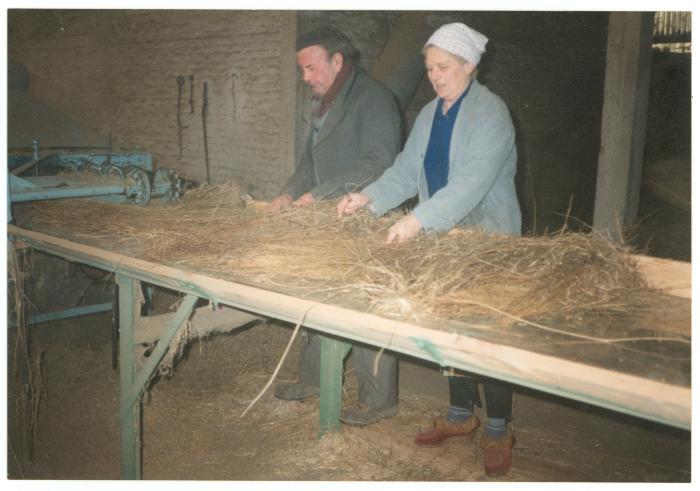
485, 417, 507, 438
447, 404, 472, 423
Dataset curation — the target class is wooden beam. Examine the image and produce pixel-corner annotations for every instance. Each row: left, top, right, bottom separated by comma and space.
593, 12, 654, 240
134, 305, 260, 345
633, 254, 691, 299
7, 224, 690, 429
121, 293, 199, 420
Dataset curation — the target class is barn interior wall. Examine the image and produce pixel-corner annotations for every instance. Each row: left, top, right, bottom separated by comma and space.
7, 9, 298, 198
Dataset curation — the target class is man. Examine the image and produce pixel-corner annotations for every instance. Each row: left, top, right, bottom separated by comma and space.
269, 26, 401, 210
270, 26, 402, 427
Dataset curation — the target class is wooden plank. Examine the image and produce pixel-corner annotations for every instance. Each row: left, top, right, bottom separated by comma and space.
634, 254, 691, 299
303, 304, 689, 430
122, 294, 199, 419
6, 224, 691, 429
134, 305, 260, 344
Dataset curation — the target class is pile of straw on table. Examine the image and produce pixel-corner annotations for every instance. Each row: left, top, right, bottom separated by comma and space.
14, 183, 660, 327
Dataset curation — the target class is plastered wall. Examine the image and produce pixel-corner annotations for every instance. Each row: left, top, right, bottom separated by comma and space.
8, 10, 298, 198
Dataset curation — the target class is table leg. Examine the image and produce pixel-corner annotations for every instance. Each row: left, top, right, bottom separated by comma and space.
117, 274, 140, 480
318, 335, 351, 437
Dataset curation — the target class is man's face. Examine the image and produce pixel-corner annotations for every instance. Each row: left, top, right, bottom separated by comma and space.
297, 45, 342, 97
425, 46, 475, 105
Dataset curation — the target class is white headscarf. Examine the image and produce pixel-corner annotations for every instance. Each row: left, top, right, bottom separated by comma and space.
425, 23, 489, 66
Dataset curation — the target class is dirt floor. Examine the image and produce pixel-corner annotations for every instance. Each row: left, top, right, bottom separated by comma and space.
6, 293, 691, 483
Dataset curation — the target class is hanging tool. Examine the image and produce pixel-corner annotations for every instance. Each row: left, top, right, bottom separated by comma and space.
176, 75, 186, 159
188, 75, 194, 114
201, 81, 211, 185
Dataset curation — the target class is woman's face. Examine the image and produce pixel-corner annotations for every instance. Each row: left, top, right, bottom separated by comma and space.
424, 46, 475, 105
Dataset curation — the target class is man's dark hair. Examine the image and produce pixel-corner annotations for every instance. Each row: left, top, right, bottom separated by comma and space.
295, 26, 358, 62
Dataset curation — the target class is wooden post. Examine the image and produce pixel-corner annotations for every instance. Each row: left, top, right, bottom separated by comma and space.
593, 12, 654, 241
117, 274, 141, 480
318, 335, 351, 436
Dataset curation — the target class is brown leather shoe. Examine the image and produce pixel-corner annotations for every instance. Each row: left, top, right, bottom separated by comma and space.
480, 426, 515, 477
414, 415, 480, 447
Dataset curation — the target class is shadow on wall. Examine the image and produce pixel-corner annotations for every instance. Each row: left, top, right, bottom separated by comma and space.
7, 61, 107, 150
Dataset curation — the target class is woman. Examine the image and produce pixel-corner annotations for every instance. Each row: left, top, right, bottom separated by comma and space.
337, 22, 521, 477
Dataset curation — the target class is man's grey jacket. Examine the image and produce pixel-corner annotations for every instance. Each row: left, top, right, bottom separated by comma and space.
282, 68, 401, 200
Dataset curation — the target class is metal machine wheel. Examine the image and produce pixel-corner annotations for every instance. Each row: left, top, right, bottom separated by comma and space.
153, 167, 183, 201
83, 162, 103, 176
101, 164, 125, 179
125, 167, 151, 205
61, 159, 81, 173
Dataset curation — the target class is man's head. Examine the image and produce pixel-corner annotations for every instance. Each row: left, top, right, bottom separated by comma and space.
296, 26, 357, 97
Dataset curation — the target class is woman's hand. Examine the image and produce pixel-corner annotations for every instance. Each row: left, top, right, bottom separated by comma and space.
385, 214, 422, 244
337, 193, 371, 217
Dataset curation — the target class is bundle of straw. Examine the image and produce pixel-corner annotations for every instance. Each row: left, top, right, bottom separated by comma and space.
13, 184, 657, 328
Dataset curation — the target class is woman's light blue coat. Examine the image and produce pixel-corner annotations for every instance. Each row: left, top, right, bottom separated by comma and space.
363, 79, 522, 236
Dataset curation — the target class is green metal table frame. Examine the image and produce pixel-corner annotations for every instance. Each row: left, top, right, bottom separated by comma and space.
8, 224, 690, 480
115, 274, 351, 479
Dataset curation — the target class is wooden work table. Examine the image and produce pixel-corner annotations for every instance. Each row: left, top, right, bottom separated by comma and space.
7, 219, 691, 479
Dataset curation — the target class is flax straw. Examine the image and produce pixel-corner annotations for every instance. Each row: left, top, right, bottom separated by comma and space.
12, 183, 685, 336
239, 303, 317, 418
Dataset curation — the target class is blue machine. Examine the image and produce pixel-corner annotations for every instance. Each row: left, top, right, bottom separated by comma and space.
7, 140, 181, 343
8, 141, 183, 214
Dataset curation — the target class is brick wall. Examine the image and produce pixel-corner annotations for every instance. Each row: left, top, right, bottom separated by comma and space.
8, 10, 297, 198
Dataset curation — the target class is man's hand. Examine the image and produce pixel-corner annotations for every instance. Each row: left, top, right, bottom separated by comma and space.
385, 214, 422, 244
337, 193, 371, 217
292, 192, 315, 207
267, 194, 293, 212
